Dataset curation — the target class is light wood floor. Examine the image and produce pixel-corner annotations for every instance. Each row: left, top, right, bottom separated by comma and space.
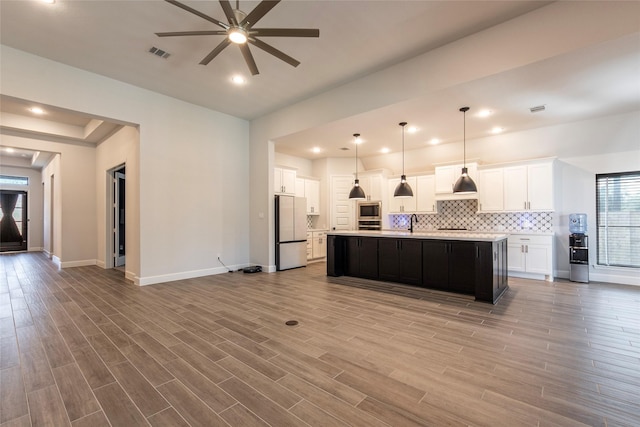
1, 252, 639, 427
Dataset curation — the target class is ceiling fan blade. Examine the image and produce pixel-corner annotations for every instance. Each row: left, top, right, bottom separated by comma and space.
249, 38, 300, 68
241, 0, 280, 28
164, 0, 228, 29
219, 0, 238, 26
251, 28, 319, 38
200, 39, 231, 65
156, 31, 227, 37
239, 44, 259, 76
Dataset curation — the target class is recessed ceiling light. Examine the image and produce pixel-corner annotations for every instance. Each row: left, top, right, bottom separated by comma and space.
5, 148, 15, 153
478, 109, 493, 117
408, 126, 418, 133
491, 127, 504, 134
380, 147, 390, 154
231, 75, 246, 85
312, 147, 321, 153
41, 0, 55, 4
29, 107, 45, 115
429, 138, 440, 145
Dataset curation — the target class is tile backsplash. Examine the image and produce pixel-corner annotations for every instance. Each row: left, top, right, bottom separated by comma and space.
390, 199, 553, 232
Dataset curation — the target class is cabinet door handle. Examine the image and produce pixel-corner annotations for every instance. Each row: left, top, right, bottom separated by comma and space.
476, 246, 480, 258
525, 245, 528, 253
521, 245, 525, 253
524, 201, 527, 209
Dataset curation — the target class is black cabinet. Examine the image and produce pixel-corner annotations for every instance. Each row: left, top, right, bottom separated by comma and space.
326, 235, 345, 277
422, 240, 475, 294
379, 238, 423, 285
474, 240, 508, 303
346, 237, 378, 279
327, 234, 508, 304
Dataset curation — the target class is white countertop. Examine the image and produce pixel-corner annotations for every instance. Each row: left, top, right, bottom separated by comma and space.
327, 230, 509, 242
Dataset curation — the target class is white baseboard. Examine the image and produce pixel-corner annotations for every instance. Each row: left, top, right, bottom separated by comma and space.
264, 264, 277, 273
96, 259, 106, 268
136, 263, 251, 286
60, 259, 97, 268
509, 271, 554, 282
52, 255, 61, 268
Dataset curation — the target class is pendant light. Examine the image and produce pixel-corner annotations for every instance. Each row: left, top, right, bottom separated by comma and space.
348, 133, 366, 200
394, 122, 413, 198
453, 107, 478, 194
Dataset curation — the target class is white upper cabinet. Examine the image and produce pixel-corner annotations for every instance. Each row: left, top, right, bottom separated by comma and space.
304, 179, 320, 215
527, 162, 554, 211
477, 168, 504, 212
388, 177, 417, 213
274, 167, 296, 195
435, 163, 478, 194
416, 175, 436, 213
504, 161, 554, 211
358, 173, 384, 201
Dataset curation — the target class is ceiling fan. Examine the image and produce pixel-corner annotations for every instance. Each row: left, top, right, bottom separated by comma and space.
156, 0, 319, 75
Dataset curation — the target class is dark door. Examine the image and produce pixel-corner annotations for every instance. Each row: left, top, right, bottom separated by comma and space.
423, 240, 449, 290
448, 242, 476, 294
114, 168, 126, 267
0, 190, 27, 252
378, 239, 400, 281
399, 239, 422, 285
347, 237, 378, 279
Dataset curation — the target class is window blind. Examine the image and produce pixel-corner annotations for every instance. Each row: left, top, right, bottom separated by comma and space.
596, 171, 640, 268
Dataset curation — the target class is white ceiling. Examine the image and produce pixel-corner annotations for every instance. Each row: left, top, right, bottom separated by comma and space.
1, 1, 639, 161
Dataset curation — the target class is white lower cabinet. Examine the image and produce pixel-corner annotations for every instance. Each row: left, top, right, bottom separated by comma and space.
508, 234, 554, 281
307, 230, 327, 260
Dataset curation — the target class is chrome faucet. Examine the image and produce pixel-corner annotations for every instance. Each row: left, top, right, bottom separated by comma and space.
409, 214, 418, 233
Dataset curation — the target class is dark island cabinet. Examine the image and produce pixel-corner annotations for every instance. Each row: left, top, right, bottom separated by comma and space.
327, 234, 508, 304
422, 240, 476, 294
346, 237, 379, 279
474, 240, 508, 303
378, 239, 422, 285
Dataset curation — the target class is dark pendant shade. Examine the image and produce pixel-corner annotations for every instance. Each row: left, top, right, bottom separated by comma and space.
349, 179, 366, 199
452, 167, 477, 194
394, 174, 413, 198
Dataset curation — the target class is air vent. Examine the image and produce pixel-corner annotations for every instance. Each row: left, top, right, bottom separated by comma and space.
340, 147, 350, 151
149, 47, 170, 59
529, 105, 546, 113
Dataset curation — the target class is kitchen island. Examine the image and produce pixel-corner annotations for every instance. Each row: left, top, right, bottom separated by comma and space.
327, 230, 509, 304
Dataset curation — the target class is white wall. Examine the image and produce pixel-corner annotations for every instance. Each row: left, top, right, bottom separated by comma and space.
41, 154, 61, 260
95, 125, 140, 280
1, 46, 250, 285
274, 152, 314, 177
0, 165, 44, 251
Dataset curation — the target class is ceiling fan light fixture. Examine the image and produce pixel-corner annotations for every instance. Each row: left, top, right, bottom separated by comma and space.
228, 28, 248, 44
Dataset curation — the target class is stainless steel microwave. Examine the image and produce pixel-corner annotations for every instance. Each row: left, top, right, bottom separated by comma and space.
357, 201, 382, 220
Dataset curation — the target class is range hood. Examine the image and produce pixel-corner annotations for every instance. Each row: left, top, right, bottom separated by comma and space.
435, 192, 478, 201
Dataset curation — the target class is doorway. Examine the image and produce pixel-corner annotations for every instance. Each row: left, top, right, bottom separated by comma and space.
0, 190, 28, 252
112, 166, 126, 268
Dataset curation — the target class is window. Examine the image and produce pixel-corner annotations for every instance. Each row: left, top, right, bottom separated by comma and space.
596, 171, 640, 268
0, 175, 29, 186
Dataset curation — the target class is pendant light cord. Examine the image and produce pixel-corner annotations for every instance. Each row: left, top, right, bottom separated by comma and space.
353, 133, 360, 179
399, 122, 407, 177
459, 107, 470, 168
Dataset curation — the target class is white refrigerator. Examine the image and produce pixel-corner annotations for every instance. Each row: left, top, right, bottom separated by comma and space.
275, 195, 308, 270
